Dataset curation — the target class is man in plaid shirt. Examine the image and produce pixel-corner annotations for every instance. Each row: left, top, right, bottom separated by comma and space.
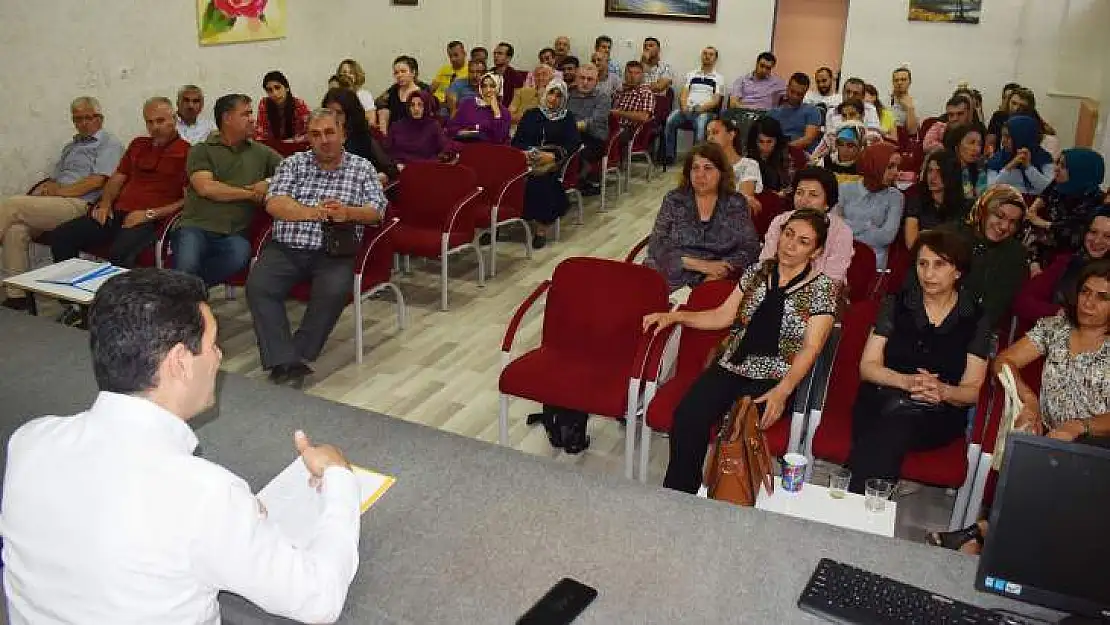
246, 108, 386, 387
611, 61, 656, 145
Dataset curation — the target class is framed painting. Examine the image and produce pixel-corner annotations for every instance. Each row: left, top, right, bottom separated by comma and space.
908, 0, 982, 24
197, 0, 288, 46
604, 0, 718, 24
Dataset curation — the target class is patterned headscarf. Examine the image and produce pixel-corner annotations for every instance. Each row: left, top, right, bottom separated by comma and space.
475, 71, 503, 108
539, 79, 569, 121
966, 183, 1026, 236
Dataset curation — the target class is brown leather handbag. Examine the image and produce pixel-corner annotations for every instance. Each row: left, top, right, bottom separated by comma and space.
704, 396, 775, 506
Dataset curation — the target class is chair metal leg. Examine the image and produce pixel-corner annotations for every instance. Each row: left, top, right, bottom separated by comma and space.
575, 191, 584, 224
520, 220, 533, 259
353, 276, 364, 364
600, 157, 609, 212
964, 451, 992, 528
639, 421, 652, 483
948, 443, 981, 531
498, 393, 510, 445
474, 242, 486, 287
623, 380, 640, 480
488, 224, 498, 279
440, 236, 450, 312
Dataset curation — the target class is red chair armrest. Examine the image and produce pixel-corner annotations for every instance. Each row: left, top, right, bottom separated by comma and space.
501, 280, 551, 353
493, 168, 530, 209
624, 234, 650, 264
357, 217, 399, 275
252, 226, 273, 263
444, 187, 484, 234
559, 145, 586, 183
641, 324, 678, 383
25, 178, 51, 195
629, 328, 657, 382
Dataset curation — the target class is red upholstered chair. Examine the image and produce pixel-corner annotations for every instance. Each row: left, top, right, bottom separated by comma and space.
558, 145, 587, 232
261, 139, 310, 157
498, 257, 671, 479
627, 120, 658, 184
752, 191, 786, 239
249, 217, 405, 364
807, 299, 986, 530
919, 116, 940, 140
624, 234, 651, 264
389, 161, 484, 311
880, 238, 912, 297
600, 117, 625, 211
788, 146, 809, 172
157, 209, 272, 299
456, 143, 532, 278
845, 241, 878, 303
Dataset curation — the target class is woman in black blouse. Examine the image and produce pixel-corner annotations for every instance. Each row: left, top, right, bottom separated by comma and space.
903, 150, 967, 249
745, 116, 793, 196
376, 55, 431, 134
321, 88, 399, 183
845, 228, 991, 493
644, 210, 839, 494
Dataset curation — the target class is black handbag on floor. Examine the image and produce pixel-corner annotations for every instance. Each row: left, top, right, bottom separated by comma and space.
322, 222, 359, 258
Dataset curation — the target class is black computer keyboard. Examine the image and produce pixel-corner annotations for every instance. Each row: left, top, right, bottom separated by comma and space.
798, 558, 1006, 624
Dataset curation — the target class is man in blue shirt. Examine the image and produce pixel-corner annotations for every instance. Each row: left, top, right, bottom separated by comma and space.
446, 59, 487, 118
769, 73, 822, 153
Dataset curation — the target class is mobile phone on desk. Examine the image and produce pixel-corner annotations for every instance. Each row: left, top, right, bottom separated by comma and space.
516, 577, 598, 625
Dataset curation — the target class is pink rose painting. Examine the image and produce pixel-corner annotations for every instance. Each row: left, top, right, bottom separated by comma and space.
197, 0, 287, 46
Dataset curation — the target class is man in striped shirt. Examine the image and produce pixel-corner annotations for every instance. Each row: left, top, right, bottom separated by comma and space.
663, 46, 725, 165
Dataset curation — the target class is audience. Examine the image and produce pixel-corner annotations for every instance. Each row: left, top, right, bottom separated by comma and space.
943, 122, 989, 202
1025, 148, 1106, 272
817, 124, 865, 184
328, 74, 352, 92
728, 51, 786, 111
923, 94, 973, 153
863, 83, 897, 142
0, 96, 123, 310
947, 184, 1029, 328
552, 36, 572, 67
644, 143, 760, 291
825, 78, 882, 131
510, 64, 554, 123
803, 66, 839, 110
663, 46, 724, 165
321, 87, 399, 183
610, 61, 656, 143
376, 56, 425, 135
768, 73, 822, 152
1015, 208, 1110, 327
889, 67, 918, 133
255, 71, 310, 142
845, 228, 989, 493
470, 46, 489, 65
247, 109, 386, 388
525, 48, 563, 88
491, 42, 527, 107
592, 50, 623, 97
810, 99, 878, 162
50, 97, 188, 294
645, 209, 838, 494
175, 85, 217, 145
447, 72, 510, 144
903, 150, 968, 249
386, 90, 458, 165
640, 37, 674, 93
839, 142, 904, 269
986, 115, 1054, 195
746, 117, 794, 196
594, 35, 621, 76
985, 82, 1022, 154
760, 167, 854, 283
431, 41, 469, 103
706, 118, 762, 207
336, 58, 376, 116
446, 58, 488, 117
0, 269, 361, 622
511, 80, 581, 248
557, 56, 580, 88
172, 94, 281, 288
566, 63, 611, 196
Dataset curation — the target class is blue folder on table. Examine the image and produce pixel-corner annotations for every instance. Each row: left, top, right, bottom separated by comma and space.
38, 262, 125, 292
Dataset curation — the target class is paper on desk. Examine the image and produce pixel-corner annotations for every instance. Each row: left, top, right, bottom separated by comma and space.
37, 259, 125, 292
257, 459, 394, 547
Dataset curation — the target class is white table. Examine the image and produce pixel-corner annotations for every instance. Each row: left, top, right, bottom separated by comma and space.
755, 477, 897, 537
2, 258, 127, 314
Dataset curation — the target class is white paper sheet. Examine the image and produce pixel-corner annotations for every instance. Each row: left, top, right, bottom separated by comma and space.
257, 459, 394, 547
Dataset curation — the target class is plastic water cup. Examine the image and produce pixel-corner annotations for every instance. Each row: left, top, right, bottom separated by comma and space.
829, 468, 851, 499
781, 453, 808, 493
865, 478, 894, 512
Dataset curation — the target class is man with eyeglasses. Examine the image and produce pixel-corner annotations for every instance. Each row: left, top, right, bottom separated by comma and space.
0, 96, 123, 311
175, 85, 217, 145
48, 97, 189, 322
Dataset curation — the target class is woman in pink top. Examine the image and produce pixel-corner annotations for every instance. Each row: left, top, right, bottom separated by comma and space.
759, 166, 854, 282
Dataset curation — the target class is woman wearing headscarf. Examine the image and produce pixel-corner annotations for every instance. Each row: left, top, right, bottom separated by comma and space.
446, 71, 511, 145
816, 123, 865, 184
986, 115, 1055, 195
321, 87, 399, 182
1025, 148, 1107, 270
511, 80, 581, 249
386, 90, 459, 164
1015, 207, 1110, 329
943, 184, 1029, 328
838, 142, 904, 269
256, 70, 310, 141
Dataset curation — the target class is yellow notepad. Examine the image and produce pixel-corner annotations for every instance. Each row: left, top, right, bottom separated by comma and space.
257, 459, 395, 546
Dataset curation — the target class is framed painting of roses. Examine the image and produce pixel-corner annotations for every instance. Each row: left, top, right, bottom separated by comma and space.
197, 0, 287, 46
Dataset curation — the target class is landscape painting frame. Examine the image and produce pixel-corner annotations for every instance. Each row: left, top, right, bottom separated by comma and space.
908, 0, 982, 24
604, 0, 718, 24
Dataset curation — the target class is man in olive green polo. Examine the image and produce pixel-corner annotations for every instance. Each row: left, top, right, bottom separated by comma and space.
171, 93, 281, 287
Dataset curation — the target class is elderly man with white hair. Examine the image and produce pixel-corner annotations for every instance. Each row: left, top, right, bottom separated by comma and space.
0, 95, 123, 310
175, 85, 218, 145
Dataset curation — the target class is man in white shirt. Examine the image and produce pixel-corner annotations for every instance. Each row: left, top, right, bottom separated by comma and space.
0, 268, 361, 624
824, 77, 882, 131
803, 66, 840, 110
662, 46, 724, 164
175, 85, 218, 145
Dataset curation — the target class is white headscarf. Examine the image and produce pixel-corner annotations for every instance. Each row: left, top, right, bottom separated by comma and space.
539, 80, 569, 122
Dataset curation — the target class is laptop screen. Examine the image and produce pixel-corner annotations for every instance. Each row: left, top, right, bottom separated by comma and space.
975, 434, 1110, 619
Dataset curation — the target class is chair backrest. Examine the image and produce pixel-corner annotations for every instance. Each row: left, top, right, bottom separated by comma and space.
560, 145, 584, 189
357, 217, 399, 290
392, 161, 481, 233
788, 146, 809, 172
456, 143, 529, 219
652, 90, 674, 128
919, 116, 940, 139
752, 191, 787, 239
814, 298, 882, 427
261, 139, 309, 158
542, 257, 670, 372
629, 120, 656, 153
845, 241, 878, 303
624, 235, 651, 264
673, 280, 736, 376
